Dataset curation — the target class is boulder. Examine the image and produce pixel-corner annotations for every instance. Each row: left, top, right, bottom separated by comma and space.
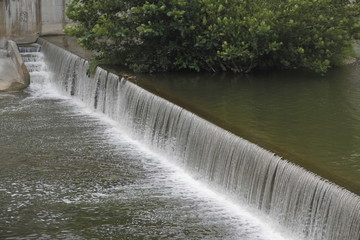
0, 40, 30, 91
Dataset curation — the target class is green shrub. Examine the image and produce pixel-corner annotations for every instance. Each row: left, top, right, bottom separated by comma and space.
65, 0, 360, 73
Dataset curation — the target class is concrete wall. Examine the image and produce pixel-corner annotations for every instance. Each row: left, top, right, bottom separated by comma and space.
40, 0, 66, 35
0, 39, 6, 49
0, 0, 40, 43
0, 0, 68, 44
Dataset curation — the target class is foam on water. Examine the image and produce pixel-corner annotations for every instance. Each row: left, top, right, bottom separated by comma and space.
12, 40, 296, 240
30, 38, 360, 240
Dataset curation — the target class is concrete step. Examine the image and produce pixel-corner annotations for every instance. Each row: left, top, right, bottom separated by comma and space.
18, 43, 41, 53
0, 49, 8, 57
21, 52, 43, 63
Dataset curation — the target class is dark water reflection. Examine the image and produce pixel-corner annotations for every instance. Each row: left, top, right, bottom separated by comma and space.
134, 66, 360, 194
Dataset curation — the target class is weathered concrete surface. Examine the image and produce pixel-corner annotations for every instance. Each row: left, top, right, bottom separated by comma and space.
0, 40, 30, 91
0, 0, 70, 44
0, 0, 39, 44
0, 39, 6, 49
41, 0, 67, 35
42, 36, 93, 60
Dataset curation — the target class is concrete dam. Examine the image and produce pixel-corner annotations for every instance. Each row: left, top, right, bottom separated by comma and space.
0, 1, 359, 239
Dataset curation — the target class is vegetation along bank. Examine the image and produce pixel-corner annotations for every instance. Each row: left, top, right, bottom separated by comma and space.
65, 0, 360, 74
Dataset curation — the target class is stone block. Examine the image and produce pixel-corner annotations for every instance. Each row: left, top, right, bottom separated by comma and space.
0, 40, 30, 91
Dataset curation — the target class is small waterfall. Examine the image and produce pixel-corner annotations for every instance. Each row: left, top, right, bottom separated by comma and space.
19, 44, 45, 72
18, 45, 42, 53
37, 38, 360, 240
19, 43, 51, 95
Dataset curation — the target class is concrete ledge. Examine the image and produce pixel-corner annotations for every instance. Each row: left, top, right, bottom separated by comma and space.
0, 40, 30, 91
0, 39, 6, 49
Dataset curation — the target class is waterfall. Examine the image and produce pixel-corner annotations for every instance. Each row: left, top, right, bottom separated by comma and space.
37, 38, 360, 240
18, 44, 48, 90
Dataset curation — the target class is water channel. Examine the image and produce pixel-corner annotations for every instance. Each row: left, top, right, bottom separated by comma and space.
44, 36, 360, 194
0, 44, 292, 239
0, 39, 359, 240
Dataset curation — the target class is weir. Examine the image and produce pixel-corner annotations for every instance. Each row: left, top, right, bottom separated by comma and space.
36, 38, 359, 240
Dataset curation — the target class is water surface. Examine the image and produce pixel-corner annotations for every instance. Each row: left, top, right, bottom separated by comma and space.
134, 67, 360, 194
0, 53, 290, 239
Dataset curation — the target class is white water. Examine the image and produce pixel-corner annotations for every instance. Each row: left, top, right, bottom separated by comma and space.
35, 38, 360, 240
15, 42, 293, 240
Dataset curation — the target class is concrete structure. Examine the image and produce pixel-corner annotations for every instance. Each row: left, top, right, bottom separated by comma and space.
0, 0, 68, 91
0, 40, 30, 91
0, 0, 68, 44
41, 0, 68, 36
0, 0, 40, 43
0, 39, 6, 49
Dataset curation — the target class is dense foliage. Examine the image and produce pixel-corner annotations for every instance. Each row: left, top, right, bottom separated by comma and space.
65, 0, 360, 73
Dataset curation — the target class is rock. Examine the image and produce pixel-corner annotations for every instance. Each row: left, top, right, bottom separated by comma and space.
344, 40, 360, 66
353, 39, 360, 59
344, 57, 357, 65
0, 40, 30, 91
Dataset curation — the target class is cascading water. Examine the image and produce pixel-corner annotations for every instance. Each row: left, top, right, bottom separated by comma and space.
19, 44, 46, 76
37, 38, 360, 240
2, 42, 285, 240
18, 43, 53, 97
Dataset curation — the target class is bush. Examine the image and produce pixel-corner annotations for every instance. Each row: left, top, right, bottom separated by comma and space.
65, 0, 360, 73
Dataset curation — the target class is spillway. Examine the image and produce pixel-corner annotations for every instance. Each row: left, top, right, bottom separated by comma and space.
0, 38, 358, 239
1, 42, 287, 240
37, 38, 360, 240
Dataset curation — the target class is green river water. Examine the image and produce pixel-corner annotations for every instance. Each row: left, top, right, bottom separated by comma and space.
0, 80, 289, 240
133, 67, 360, 194
0, 38, 358, 239
43, 36, 360, 194
0, 45, 292, 239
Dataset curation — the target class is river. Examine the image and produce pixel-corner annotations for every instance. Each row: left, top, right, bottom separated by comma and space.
0, 44, 292, 240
